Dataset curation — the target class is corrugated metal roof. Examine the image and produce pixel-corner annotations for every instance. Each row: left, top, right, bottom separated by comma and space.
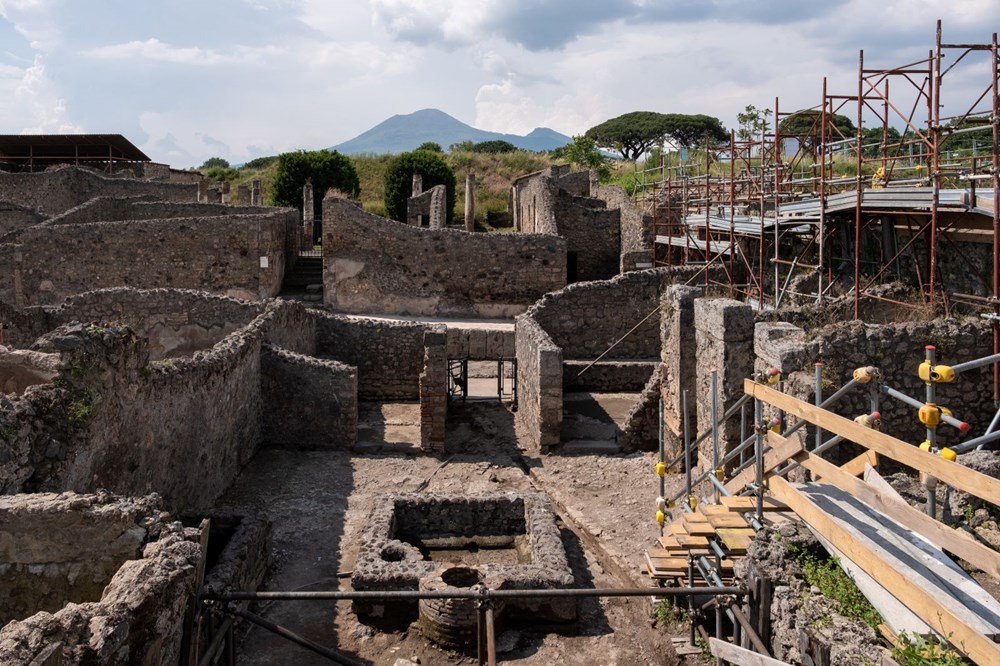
0, 134, 150, 162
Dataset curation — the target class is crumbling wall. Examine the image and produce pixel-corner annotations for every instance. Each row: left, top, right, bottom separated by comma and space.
45, 197, 272, 226
260, 345, 357, 449
0, 492, 161, 626
515, 315, 562, 453
314, 311, 428, 400
510, 167, 563, 234
0, 166, 197, 217
0, 492, 201, 666
13, 210, 295, 305
323, 197, 565, 317
1, 300, 311, 510
618, 368, 661, 452
593, 184, 654, 272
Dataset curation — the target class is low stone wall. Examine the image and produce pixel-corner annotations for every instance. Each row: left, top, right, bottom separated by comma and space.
445, 327, 515, 360
0, 166, 197, 218
11, 210, 296, 306
515, 315, 562, 453
0, 492, 201, 665
314, 312, 429, 401
47, 198, 272, 226
260, 345, 357, 449
323, 197, 566, 317
562, 359, 658, 392
619, 368, 661, 452
527, 269, 673, 360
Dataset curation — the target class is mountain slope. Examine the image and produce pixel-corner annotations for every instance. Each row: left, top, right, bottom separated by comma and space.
331, 108, 571, 154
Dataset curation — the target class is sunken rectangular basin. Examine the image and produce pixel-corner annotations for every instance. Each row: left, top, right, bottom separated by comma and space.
352, 492, 576, 631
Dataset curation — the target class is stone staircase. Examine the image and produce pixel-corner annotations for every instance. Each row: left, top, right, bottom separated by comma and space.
279, 256, 323, 306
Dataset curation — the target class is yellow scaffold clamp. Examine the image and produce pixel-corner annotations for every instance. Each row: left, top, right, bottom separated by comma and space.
919, 361, 955, 384
655, 461, 667, 477
918, 403, 952, 428
919, 440, 957, 461
754, 367, 781, 385
853, 366, 880, 384
871, 166, 886, 189
688, 495, 698, 510
656, 510, 666, 525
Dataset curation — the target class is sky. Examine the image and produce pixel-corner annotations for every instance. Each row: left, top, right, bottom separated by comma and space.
1, 0, 997, 168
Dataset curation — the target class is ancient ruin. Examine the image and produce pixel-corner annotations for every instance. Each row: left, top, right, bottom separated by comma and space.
2, 19, 1000, 666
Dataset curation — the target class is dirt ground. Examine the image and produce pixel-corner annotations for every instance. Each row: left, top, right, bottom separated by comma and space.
216, 400, 697, 665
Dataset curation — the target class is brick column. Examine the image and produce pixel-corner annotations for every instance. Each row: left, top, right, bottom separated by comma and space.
420, 325, 448, 453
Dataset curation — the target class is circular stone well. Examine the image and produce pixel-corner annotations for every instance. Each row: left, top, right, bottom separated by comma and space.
417, 565, 504, 649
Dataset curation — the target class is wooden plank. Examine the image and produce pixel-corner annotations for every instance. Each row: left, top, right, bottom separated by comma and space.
706, 512, 751, 529
725, 429, 805, 493
683, 521, 718, 536
720, 496, 789, 512
676, 534, 710, 548
658, 535, 680, 549
838, 449, 879, 478
709, 638, 793, 666
768, 475, 1000, 666
746, 379, 1000, 506
668, 521, 689, 536
717, 527, 757, 552
683, 510, 710, 522
794, 450, 1000, 579
699, 504, 733, 516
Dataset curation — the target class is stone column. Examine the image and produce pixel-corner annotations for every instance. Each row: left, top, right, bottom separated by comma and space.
251, 179, 262, 206
420, 326, 448, 453
221, 180, 231, 205
694, 298, 754, 472
412, 174, 423, 226
429, 185, 446, 229
660, 285, 700, 465
464, 173, 475, 232
302, 180, 314, 250
197, 179, 208, 203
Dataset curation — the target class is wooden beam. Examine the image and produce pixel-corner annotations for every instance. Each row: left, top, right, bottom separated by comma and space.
768, 475, 1000, 666
709, 638, 792, 666
725, 430, 805, 493
838, 450, 879, 478
794, 450, 1000, 579
745, 380, 1000, 506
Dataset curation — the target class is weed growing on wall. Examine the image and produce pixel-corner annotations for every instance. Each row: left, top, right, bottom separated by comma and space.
892, 632, 967, 666
787, 543, 882, 629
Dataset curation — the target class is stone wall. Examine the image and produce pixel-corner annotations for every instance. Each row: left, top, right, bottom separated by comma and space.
445, 327, 515, 360
618, 368, 661, 452
11, 209, 296, 305
769, 317, 997, 449
562, 359, 658, 392
46, 197, 273, 226
0, 165, 197, 217
593, 184, 654, 271
527, 269, 673, 360
260, 345, 357, 449
555, 195, 620, 282
515, 315, 562, 453
314, 312, 428, 400
0, 491, 201, 666
694, 298, 755, 471
0, 202, 43, 238
0, 299, 314, 510
323, 197, 565, 317
0, 243, 16, 304
510, 166, 564, 234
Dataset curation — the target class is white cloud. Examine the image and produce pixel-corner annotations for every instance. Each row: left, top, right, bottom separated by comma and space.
82, 38, 279, 66
0, 54, 81, 132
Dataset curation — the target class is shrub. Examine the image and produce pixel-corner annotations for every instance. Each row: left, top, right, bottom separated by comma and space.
416, 141, 443, 152
383, 151, 457, 223
270, 150, 360, 219
471, 140, 518, 154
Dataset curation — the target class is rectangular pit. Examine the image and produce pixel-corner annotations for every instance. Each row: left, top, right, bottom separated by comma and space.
352, 492, 576, 629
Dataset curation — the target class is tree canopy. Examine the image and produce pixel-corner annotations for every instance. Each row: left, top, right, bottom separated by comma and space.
200, 157, 230, 170
383, 150, 457, 224
416, 141, 443, 152
270, 150, 360, 219
778, 110, 856, 151
471, 140, 518, 154
585, 111, 728, 159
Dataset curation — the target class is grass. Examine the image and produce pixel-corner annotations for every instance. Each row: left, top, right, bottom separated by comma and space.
892, 632, 968, 666
788, 543, 882, 630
